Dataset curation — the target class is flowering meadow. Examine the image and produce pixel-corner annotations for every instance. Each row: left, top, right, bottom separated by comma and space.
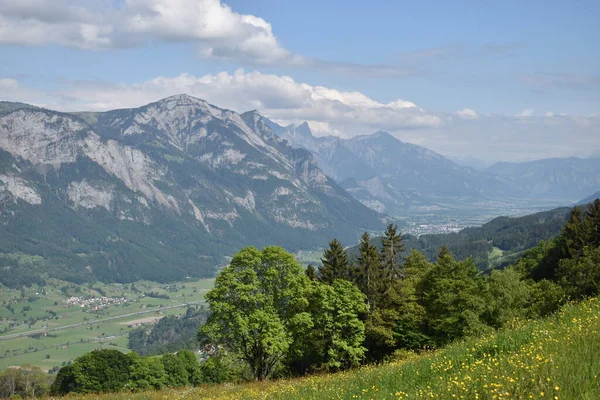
67, 297, 600, 400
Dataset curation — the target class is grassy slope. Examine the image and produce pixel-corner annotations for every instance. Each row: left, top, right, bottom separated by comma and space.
71, 298, 600, 400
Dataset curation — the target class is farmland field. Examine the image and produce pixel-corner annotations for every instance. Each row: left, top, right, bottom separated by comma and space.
0, 278, 214, 371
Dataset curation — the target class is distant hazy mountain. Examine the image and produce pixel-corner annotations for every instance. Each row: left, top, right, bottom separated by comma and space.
487, 157, 600, 200
0, 95, 383, 286
446, 154, 492, 171
274, 122, 520, 215
578, 190, 600, 205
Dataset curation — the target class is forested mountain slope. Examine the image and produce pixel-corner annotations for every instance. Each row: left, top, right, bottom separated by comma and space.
349, 205, 573, 270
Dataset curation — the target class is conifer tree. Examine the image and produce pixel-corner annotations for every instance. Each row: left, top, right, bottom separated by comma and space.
318, 239, 350, 284
563, 207, 587, 259
585, 199, 600, 247
354, 232, 381, 309
305, 264, 317, 281
380, 224, 404, 283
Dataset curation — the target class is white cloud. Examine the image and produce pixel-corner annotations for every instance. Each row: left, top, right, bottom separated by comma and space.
455, 108, 478, 119
1, 72, 598, 163
517, 108, 533, 117
0, 0, 290, 62
15, 70, 441, 131
0, 0, 414, 76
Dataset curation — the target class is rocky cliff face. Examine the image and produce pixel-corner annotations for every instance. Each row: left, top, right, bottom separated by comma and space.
0, 95, 383, 285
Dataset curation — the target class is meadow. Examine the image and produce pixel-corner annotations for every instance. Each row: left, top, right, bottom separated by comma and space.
0, 278, 213, 371
67, 297, 600, 399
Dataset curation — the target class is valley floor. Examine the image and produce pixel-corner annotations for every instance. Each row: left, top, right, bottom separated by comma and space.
67, 297, 600, 399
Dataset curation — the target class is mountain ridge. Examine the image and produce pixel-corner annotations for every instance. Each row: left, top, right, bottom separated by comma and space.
0, 96, 384, 286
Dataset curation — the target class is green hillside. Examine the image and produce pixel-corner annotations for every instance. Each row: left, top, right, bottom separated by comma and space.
348, 205, 573, 271
61, 297, 600, 400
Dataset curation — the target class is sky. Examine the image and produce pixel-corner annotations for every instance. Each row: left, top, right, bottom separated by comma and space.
0, 0, 598, 163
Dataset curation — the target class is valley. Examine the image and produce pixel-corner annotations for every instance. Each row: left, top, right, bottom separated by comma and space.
0, 278, 213, 372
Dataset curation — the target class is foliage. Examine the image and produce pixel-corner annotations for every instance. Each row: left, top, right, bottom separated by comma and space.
201, 246, 311, 381
60, 298, 600, 400
318, 239, 351, 284
301, 279, 368, 372
51, 348, 204, 396
50, 349, 133, 394
128, 308, 207, 356
347, 205, 573, 271
481, 267, 530, 328
418, 248, 487, 345
0, 364, 52, 398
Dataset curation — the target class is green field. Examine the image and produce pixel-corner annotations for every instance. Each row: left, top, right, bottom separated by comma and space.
68, 298, 600, 399
0, 278, 214, 371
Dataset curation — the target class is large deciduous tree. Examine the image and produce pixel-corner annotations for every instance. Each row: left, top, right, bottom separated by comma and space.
201, 246, 311, 381
305, 279, 368, 371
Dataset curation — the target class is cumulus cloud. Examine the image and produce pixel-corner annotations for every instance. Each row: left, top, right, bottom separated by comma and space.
0, 0, 289, 62
1, 72, 598, 163
0, 0, 414, 76
17, 69, 442, 131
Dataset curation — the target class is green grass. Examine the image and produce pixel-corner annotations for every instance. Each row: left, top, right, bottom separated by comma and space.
70, 297, 600, 399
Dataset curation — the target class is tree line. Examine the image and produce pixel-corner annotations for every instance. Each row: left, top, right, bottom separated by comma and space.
45, 199, 600, 393
200, 199, 600, 381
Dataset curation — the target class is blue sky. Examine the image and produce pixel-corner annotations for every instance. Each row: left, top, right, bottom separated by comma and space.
0, 0, 598, 162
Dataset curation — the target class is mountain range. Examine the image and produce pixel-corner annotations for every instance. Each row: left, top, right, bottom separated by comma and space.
0, 95, 383, 286
1, 95, 598, 286
486, 157, 600, 200
273, 121, 600, 215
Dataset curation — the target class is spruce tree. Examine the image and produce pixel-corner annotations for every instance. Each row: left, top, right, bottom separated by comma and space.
305, 264, 317, 281
354, 232, 381, 309
585, 199, 600, 247
380, 223, 404, 283
564, 207, 587, 259
318, 239, 350, 284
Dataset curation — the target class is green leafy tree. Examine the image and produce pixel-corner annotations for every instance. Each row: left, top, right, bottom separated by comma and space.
161, 353, 189, 387
127, 353, 167, 391
1, 365, 52, 399
393, 250, 433, 350
418, 248, 486, 345
51, 349, 132, 394
318, 239, 350, 284
304, 279, 368, 371
50, 365, 76, 396
176, 350, 203, 386
201, 246, 311, 381
527, 279, 566, 318
200, 350, 251, 383
557, 246, 600, 299
481, 267, 530, 328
